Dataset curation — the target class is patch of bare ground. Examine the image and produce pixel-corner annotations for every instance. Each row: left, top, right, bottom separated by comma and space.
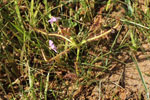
100, 56, 150, 99
67, 52, 150, 100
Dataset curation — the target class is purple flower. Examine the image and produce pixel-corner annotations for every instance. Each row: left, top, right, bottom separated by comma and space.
49, 40, 57, 53
48, 16, 61, 24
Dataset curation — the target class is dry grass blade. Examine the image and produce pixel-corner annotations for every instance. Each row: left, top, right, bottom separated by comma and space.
48, 48, 72, 63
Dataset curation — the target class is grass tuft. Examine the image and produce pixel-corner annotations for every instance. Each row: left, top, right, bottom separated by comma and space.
1, 0, 150, 99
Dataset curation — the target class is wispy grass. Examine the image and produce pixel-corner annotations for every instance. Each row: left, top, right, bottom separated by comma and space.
131, 53, 149, 99
1, 0, 150, 99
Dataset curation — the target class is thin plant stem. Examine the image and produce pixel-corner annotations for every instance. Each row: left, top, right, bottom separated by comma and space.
81, 22, 120, 45
44, 71, 50, 100
33, 28, 72, 43
76, 47, 80, 62
120, 19, 149, 29
75, 47, 80, 76
131, 53, 149, 99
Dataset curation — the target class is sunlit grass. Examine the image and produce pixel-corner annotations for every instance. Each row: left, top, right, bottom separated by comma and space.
0, 0, 150, 99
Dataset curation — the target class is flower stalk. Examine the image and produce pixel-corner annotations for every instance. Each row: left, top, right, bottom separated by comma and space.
80, 22, 120, 45
33, 28, 72, 43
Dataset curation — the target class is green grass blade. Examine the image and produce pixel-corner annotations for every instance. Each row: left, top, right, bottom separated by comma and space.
120, 19, 150, 29
30, 0, 34, 26
131, 53, 149, 99
14, 0, 22, 23
106, 0, 111, 11
43, 0, 48, 13
27, 60, 37, 100
44, 71, 50, 100
14, 0, 24, 29
125, 0, 134, 16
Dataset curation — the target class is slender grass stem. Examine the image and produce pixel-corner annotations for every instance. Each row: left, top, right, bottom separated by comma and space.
131, 53, 149, 99
81, 22, 120, 45
76, 47, 80, 62
44, 71, 50, 100
120, 19, 150, 29
33, 28, 72, 43
75, 47, 80, 76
